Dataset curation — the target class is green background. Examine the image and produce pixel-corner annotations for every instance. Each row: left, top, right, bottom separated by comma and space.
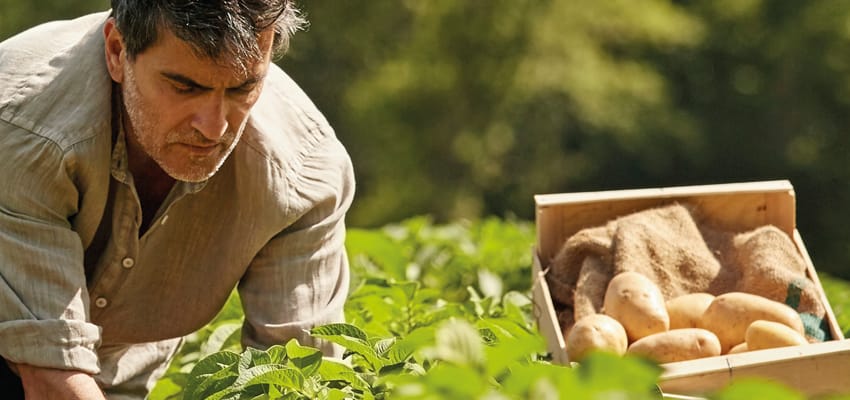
4, 1, 850, 280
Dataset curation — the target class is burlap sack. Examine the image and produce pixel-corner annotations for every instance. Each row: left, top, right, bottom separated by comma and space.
546, 203, 830, 341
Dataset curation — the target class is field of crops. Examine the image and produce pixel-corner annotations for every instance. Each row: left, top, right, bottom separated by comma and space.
149, 217, 850, 400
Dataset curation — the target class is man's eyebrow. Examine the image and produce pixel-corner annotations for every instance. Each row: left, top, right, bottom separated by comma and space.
161, 72, 263, 91
233, 75, 262, 90
162, 72, 211, 91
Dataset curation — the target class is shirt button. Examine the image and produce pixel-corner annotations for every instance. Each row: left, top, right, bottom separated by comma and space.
94, 297, 109, 308
121, 257, 135, 269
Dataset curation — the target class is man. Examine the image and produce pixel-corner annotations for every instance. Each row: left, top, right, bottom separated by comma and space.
0, 1, 354, 398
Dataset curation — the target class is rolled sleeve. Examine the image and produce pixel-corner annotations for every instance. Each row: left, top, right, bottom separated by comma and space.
239, 134, 354, 357
0, 123, 101, 374
0, 320, 100, 374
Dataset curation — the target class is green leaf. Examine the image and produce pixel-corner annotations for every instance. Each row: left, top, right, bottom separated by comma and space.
265, 344, 288, 365
234, 364, 306, 391
201, 365, 307, 400
467, 286, 501, 318
499, 362, 578, 398
820, 273, 850, 336
577, 352, 662, 396
527, 377, 561, 400
315, 358, 371, 392
240, 347, 271, 371
483, 335, 546, 377
477, 268, 504, 299
320, 388, 350, 400
310, 326, 385, 370
372, 337, 397, 358
421, 364, 488, 398
396, 281, 420, 302
385, 326, 436, 364
311, 323, 369, 341
478, 327, 498, 345
184, 351, 241, 398
713, 378, 806, 400
200, 322, 242, 357
377, 361, 406, 376
284, 339, 323, 377
501, 291, 533, 323
345, 289, 406, 337
476, 317, 534, 342
346, 229, 409, 280
412, 303, 472, 329
146, 375, 183, 400
186, 360, 239, 399
435, 319, 484, 368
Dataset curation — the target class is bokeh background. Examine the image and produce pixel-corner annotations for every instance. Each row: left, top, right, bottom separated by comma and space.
4, 1, 850, 280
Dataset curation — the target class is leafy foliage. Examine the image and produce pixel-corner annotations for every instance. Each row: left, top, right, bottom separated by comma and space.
150, 218, 850, 399
820, 274, 850, 339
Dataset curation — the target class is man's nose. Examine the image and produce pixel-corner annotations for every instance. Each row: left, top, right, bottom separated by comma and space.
191, 95, 228, 140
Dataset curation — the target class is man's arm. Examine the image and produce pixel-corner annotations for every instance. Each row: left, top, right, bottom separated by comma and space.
239, 134, 355, 355
0, 121, 103, 386
16, 363, 105, 400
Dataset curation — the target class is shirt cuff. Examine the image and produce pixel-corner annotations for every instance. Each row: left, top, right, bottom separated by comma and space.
0, 319, 101, 374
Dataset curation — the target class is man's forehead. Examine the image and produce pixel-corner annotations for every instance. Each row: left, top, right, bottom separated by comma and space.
140, 27, 273, 86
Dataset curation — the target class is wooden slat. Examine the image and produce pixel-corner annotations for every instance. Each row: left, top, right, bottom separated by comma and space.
535, 180, 795, 264
531, 254, 568, 365
659, 340, 850, 397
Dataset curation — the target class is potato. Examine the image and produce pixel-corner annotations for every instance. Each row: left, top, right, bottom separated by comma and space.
745, 320, 808, 351
666, 293, 715, 329
565, 314, 628, 362
603, 271, 669, 342
698, 292, 805, 354
727, 342, 749, 354
627, 328, 721, 363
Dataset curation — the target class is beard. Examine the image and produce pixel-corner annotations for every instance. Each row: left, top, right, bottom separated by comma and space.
120, 66, 244, 183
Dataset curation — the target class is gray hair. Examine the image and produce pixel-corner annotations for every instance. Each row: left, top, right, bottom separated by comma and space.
110, 0, 306, 65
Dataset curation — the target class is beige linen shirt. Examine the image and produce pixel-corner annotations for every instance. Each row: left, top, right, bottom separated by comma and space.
0, 11, 354, 398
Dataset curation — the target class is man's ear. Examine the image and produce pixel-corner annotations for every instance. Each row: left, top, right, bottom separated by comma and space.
104, 18, 126, 83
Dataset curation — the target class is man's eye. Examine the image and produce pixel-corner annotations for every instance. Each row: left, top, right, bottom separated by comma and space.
229, 85, 256, 96
173, 84, 196, 94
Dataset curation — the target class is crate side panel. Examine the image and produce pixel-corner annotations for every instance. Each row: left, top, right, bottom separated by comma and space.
531, 252, 569, 365
536, 188, 795, 266
659, 340, 850, 397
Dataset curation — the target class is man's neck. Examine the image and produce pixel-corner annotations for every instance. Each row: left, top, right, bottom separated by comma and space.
130, 158, 175, 235
123, 120, 176, 234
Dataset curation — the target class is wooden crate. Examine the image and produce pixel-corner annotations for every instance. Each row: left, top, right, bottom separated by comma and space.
531, 180, 850, 397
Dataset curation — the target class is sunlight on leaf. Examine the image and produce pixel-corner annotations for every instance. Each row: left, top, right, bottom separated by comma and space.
284, 340, 323, 377
311, 323, 369, 341
435, 319, 485, 368
712, 378, 805, 400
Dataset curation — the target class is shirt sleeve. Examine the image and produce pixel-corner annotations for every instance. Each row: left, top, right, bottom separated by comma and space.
238, 132, 355, 357
0, 122, 101, 374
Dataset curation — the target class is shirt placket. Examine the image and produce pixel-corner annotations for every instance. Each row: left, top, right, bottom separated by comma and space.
88, 120, 142, 321
89, 176, 141, 321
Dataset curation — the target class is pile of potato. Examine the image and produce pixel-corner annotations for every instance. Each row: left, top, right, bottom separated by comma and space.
565, 271, 809, 364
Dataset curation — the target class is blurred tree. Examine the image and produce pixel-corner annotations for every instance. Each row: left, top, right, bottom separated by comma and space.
0, 0, 108, 40
658, 1, 850, 280
284, 0, 705, 223
4, 1, 850, 279
284, 0, 850, 278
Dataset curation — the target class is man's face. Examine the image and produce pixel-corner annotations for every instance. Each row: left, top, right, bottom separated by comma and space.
107, 22, 275, 182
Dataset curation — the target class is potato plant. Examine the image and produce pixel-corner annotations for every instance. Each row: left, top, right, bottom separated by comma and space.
149, 217, 850, 399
